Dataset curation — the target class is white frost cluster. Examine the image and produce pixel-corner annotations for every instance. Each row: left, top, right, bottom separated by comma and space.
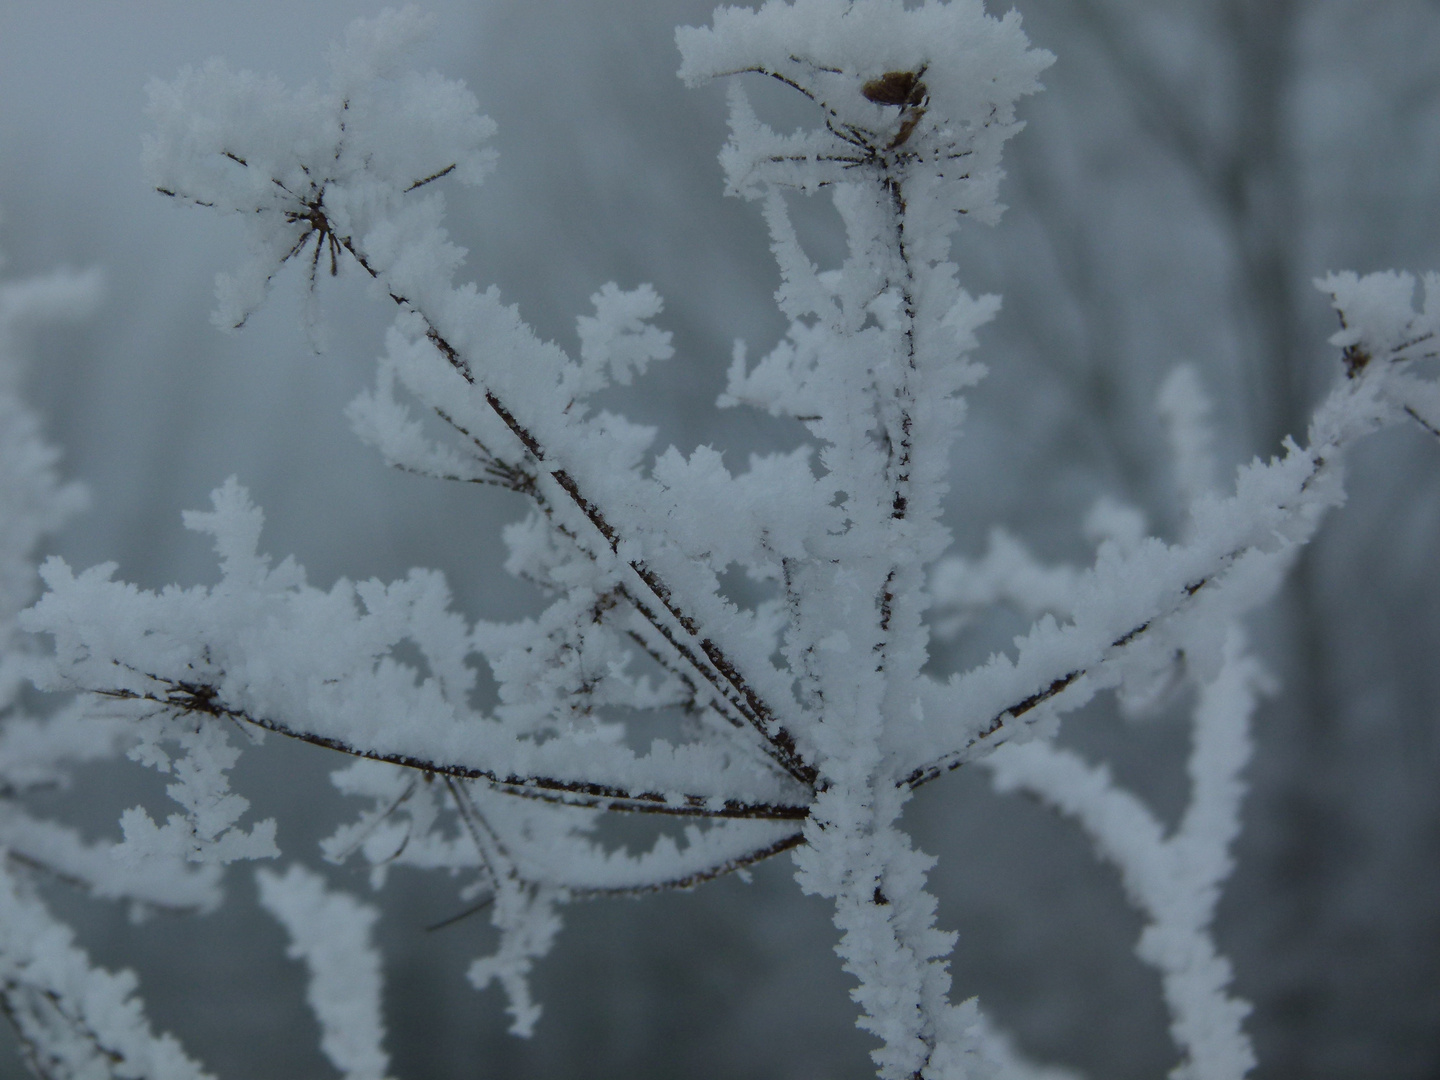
14, 5, 1440, 1080
143, 5, 495, 333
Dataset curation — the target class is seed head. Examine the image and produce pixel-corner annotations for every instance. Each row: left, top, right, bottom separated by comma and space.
861, 71, 927, 108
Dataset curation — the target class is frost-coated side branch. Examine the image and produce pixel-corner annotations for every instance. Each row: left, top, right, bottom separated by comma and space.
905, 274, 1440, 787
26, 487, 808, 824
987, 630, 1267, 1080
143, 15, 815, 788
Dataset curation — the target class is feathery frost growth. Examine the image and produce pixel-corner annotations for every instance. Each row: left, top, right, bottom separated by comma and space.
11, 3, 1440, 1077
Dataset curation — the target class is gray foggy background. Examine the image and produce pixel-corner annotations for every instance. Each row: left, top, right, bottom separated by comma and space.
1, 1, 1438, 1077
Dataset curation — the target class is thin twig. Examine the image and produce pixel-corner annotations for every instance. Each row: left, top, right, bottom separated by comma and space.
92, 681, 811, 821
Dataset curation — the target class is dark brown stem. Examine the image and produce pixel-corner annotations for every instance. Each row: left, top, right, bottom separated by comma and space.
191, 151, 813, 788
882, 174, 918, 523
443, 775, 512, 889
426, 829, 806, 931
330, 231, 816, 787
566, 830, 806, 899
902, 554, 1261, 790
94, 681, 810, 822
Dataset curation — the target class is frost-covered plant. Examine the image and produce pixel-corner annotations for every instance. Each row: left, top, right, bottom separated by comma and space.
17, 3, 1440, 1078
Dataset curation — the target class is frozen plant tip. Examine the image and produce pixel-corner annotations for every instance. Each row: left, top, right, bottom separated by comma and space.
14, 3, 1440, 1079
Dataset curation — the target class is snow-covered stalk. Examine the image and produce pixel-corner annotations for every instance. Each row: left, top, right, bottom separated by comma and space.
678, 6, 1052, 1074
16, 4, 1440, 1078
